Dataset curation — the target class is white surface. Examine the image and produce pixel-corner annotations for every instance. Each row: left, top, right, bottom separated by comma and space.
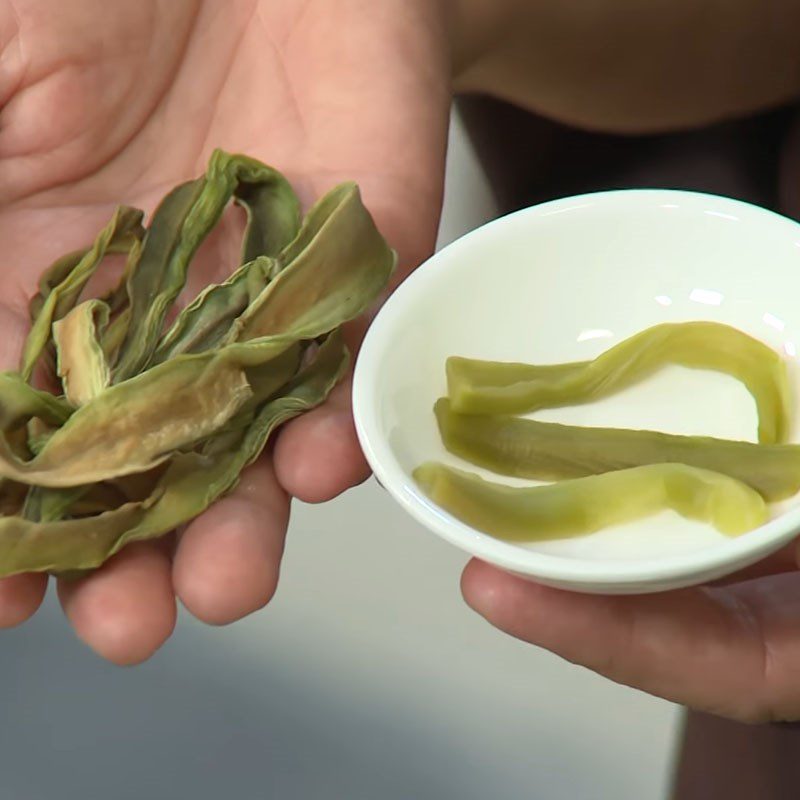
0, 112, 680, 800
355, 187, 800, 593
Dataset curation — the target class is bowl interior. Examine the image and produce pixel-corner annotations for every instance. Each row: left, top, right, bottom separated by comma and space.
354, 190, 800, 589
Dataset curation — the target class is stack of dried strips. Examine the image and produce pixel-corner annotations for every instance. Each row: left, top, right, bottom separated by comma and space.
0, 150, 395, 577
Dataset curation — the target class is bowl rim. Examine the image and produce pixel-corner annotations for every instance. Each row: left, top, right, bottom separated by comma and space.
352, 187, 800, 586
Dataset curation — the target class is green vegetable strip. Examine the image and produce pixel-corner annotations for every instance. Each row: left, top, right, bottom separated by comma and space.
240, 341, 303, 410
0, 149, 393, 576
447, 322, 791, 444
22, 486, 86, 523
53, 300, 111, 406
25, 419, 54, 456
413, 462, 767, 542
152, 256, 277, 364
97, 236, 145, 367
0, 327, 347, 577
273, 178, 357, 268
152, 156, 308, 364
28, 249, 88, 323
28, 225, 143, 324
20, 206, 145, 381
112, 179, 206, 381
434, 399, 800, 502
229, 183, 397, 344
0, 356, 252, 487
0, 180, 393, 488
234, 171, 301, 264
100, 308, 131, 366
150, 181, 398, 376
115, 150, 304, 382
0, 373, 73, 430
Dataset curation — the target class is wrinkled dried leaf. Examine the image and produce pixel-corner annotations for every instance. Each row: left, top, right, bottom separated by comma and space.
152, 256, 277, 364
112, 180, 206, 381
0, 329, 347, 576
20, 206, 144, 381
54, 299, 111, 406
234, 168, 301, 264
97, 236, 145, 367
0, 372, 73, 430
0, 149, 391, 577
0, 356, 252, 487
231, 182, 397, 342
115, 151, 303, 381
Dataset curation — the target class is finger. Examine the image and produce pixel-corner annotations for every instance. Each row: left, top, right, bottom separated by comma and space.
273, 376, 370, 503
173, 456, 290, 625
461, 559, 800, 722
58, 542, 176, 666
0, 304, 51, 626
0, 573, 48, 628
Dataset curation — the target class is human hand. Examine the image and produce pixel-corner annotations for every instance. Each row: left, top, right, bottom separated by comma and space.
461, 545, 800, 723
455, 104, 800, 727
0, 0, 451, 663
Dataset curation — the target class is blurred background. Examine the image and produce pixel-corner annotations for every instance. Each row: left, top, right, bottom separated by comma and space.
0, 111, 681, 800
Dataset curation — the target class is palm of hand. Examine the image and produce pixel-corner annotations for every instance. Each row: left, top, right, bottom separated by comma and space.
0, 0, 449, 662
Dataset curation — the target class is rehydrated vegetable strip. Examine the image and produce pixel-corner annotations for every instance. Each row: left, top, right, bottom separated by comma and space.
414, 461, 768, 542
419, 322, 795, 544
447, 322, 790, 444
434, 399, 800, 502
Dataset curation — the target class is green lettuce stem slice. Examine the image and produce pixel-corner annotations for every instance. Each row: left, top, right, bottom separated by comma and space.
413, 461, 767, 542
434, 398, 800, 502
447, 322, 791, 444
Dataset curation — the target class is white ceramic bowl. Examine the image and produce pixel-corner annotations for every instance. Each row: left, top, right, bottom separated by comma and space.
353, 189, 800, 594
